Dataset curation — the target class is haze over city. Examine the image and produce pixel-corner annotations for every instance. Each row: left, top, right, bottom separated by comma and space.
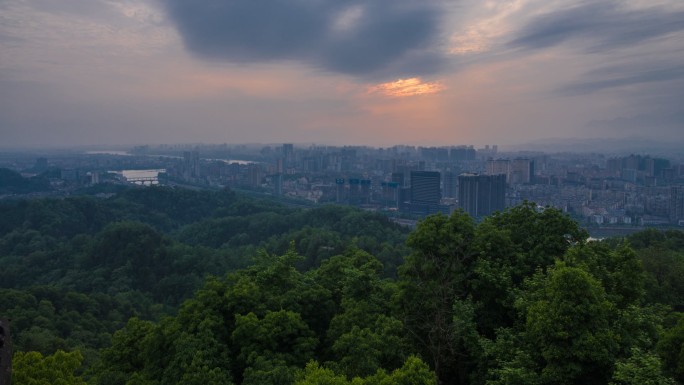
1, 0, 684, 148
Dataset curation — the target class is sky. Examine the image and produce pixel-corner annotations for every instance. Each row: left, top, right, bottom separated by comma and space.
1, 0, 683, 148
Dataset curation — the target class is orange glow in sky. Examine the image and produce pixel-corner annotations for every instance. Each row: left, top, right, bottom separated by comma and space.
3, 0, 683, 147
367, 77, 446, 97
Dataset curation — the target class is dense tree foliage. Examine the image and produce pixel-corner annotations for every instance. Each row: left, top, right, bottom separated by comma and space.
397, 211, 478, 383
0, 168, 51, 195
0, 187, 409, 381
0, 286, 157, 360
1, 187, 682, 384
622, 229, 684, 309
11, 349, 87, 385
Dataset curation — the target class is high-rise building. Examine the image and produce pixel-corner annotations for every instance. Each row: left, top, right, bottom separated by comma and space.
273, 173, 283, 196
607, 158, 622, 176
450, 146, 476, 162
391, 172, 405, 187
399, 187, 411, 209
381, 181, 399, 208
670, 186, 684, 224
410, 171, 441, 204
646, 157, 671, 178
360, 179, 372, 205
510, 158, 533, 184
349, 178, 361, 204
436, 148, 449, 162
478, 145, 498, 159
336, 178, 346, 203
458, 173, 506, 218
442, 171, 458, 198
183, 150, 200, 179
247, 163, 262, 187
282, 143, 294, 169
486, 159, 510, 178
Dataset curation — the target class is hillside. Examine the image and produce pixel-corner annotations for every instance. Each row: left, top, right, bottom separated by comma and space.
1, 187, 683, 385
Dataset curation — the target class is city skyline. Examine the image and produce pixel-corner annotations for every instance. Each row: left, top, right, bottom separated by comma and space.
1, 0, 683, 148
3, 142, 683, 229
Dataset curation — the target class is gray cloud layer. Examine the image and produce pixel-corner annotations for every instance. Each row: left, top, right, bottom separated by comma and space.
560, 66, 684, 95
510, 2, 684, 51
162, 0, 446, 78
507, 1, 684, 138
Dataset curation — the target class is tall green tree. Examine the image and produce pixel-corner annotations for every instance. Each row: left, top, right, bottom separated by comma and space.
294, 356, 437, 385
232, 310, 318, 383
12, 350, 87, 385
396, 211, 478, 385
563, 242, 644, 309
525, 266, 618, 384
488, 265, 619, 385
483, 202, 588, 284
657, 315, 684, 382
470, 203, 589, 337
610, 348, 674, 385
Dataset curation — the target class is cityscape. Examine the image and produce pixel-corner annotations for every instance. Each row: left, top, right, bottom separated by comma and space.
2, 0, 684, 383
2, 142, 683, 236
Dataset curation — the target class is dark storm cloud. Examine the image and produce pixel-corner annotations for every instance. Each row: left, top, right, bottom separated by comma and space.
161, 0, 445, 77
509, 2, 684, 51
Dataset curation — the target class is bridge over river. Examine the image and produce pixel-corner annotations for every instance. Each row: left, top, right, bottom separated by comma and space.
110, 169, 165, 185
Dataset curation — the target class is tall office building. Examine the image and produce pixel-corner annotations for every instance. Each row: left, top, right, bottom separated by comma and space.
183, 150, 201, 179
273, 173, 283, 196
336, 178, 346, 203
510, 158, 533, 184
671, 186, 684, 224
391, 172, 405, 187
399, 187, 411, 209
282, 143, 294, 169
381, 181, 399, 208
442, 171, 458, 198
360, 179, 372, 205
486, 159, 510, 178
450, 146, 476, 161
458, 173, 506, 217
410, 171, 441, 204
247, 163, 262, 187
348, 178, 361, 204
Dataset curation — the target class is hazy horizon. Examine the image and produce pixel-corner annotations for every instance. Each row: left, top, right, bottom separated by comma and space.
4, 137, 684, 160
2, 0, 683, 148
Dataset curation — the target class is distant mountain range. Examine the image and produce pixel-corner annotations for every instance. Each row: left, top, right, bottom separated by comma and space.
504, 137, 684, 157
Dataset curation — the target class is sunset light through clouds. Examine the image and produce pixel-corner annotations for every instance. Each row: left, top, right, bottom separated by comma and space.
1, 0, 683, 147
368, 78, 446, 97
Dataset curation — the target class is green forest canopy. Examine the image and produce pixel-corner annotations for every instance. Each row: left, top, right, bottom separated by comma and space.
0, 186, 683, 385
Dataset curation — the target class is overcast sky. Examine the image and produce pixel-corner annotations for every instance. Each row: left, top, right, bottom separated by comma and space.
1, 0, 683, 148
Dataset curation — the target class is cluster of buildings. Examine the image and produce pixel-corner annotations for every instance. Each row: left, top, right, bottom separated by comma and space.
137, 144, 684, 228
158, 144, 510, 218
4, 143, 684, 230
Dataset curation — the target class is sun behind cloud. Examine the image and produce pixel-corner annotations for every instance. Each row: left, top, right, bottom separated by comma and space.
368, 77, 446, 97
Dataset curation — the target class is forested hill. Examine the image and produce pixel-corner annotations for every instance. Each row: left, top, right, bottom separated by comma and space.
1, 187, 683, 385
0, 186, 410, 284
0, 167, 51, 194
0, 187, 408, 362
